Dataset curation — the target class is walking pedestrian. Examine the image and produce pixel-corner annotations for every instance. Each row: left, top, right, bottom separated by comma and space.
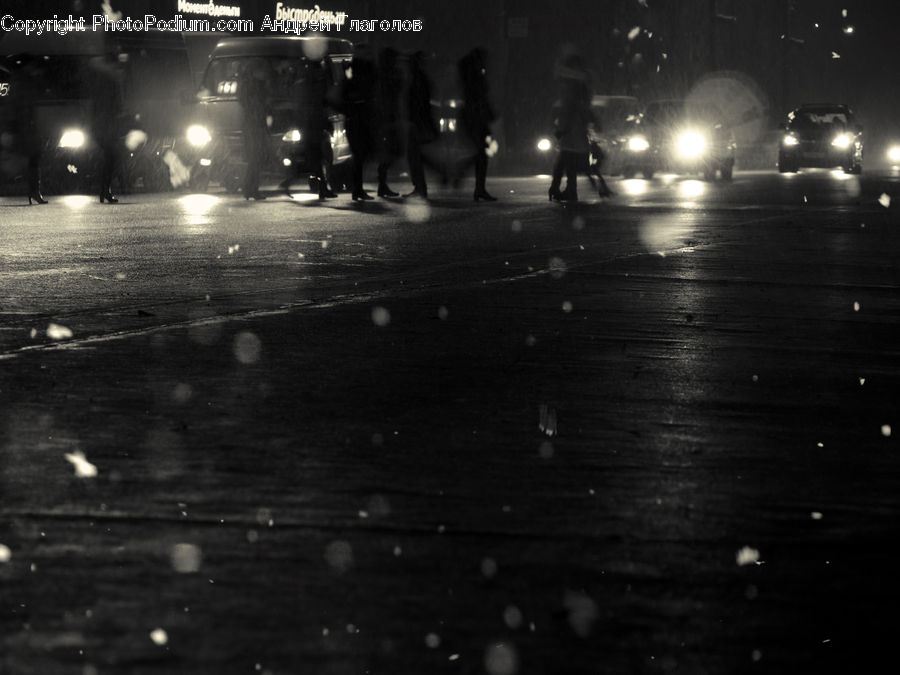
403, 51, 439, 199
88, 52, 125, 203
548, 52, 595, 202
457, 47, 496, 202
238, 59, 271, 200
374, 47, 402, 198
343, 44, 377, 201
11, 55, 48, 204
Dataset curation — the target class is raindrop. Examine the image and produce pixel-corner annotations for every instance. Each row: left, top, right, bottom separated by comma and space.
149, 628, 168, 646
484, 642, 519, 675
233, 331, 262, 364
371, 306, 391, 327
170, 543, 202, 573
736, 546, 760, 566
324, 540, 354, 574
47, 323, 74, 340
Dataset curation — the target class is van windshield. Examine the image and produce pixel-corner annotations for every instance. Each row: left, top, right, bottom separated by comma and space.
201, 55, 346, 98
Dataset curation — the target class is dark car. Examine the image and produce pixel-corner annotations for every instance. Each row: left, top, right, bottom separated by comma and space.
777, 103, 863, 174
621, 98, 736, 180
182, 36, 353, 193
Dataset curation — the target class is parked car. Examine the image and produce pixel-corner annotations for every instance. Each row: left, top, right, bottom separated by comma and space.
181, 36, 353, 193
621, 98, 736, 180
777, 103, 863, 174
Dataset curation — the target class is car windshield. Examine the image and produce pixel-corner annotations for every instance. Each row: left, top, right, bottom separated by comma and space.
789, 109, 850, 130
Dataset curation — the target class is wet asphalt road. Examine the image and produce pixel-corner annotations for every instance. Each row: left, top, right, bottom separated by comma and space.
1, 170, 900, 674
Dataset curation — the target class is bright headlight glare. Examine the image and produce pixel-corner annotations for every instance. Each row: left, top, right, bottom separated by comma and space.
282, 129, 301, 142
58, 129, 85, 149
782, 134, 799, 146
537, 138, 552, 152
888, 146, 900, 163
186, 124, 211, 147
831, 133, 851, 149
627, 136, 650, 152
677, 131, 706, 158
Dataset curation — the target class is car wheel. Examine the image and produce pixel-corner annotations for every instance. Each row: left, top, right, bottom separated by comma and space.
641, 167, 655, 180
622, 167, 636, 179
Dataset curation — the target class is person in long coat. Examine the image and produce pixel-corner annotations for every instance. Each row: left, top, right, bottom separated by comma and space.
343, 44, 377, 201
88, 53, 125, 203
403, 51, 439, 199
458, 47, 496, 201
548, 53, 594, 202
238, 59, 271, 200
11, 56, 48, 204
374, 47, 401, 198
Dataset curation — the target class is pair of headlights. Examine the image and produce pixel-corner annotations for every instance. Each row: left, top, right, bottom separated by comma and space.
186, 125, 307, 147
627, 131, 707, 158
782, 133, 854, 149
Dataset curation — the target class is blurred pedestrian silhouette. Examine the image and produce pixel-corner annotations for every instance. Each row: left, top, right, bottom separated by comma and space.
11, 55, 48, 204
374, 48, 401, 198
282, 58, 335, 199
238, 59, 271, 200
402, 51, 439, 199
342, 44, 377, 201
88, 52, 125, 203
548, 51, 595, 202
457, 47, 496, 201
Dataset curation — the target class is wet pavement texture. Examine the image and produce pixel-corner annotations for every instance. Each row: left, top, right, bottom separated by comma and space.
1, 172, 900, 674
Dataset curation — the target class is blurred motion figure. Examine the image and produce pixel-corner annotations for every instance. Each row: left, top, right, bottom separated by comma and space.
238, 59, 271, 200
11, 55, 48, 204
548, 52, 595, 202
457, 47, 496, 201
87, 53, 125, 203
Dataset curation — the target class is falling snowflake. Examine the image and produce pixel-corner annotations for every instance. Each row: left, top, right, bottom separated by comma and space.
879, 193, 891, 208
437, 306, 449, 320
831, 51, 841, 59
853, 301, 860, 312
562, 301, 573, 313
564, 590, 598, 638
46, 323, 74, 340
0, 544, 11, 563
811, 512, 823, 520
882, 425, 892, 437
149, 628, 168, 646
171, 543, 202, 573
425, 633, 441, 648
233, 331, 262, 364
324, 540, 353, 574
64, 451, 97, 478
371, 306, 391, 327
484, 642, 519, 675
627, 26, 641, 40
503, 605, 524, 630
736, 546, 760, 566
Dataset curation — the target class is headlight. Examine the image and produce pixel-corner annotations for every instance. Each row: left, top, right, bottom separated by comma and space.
888, 146, 900, 163
782, 134, 799, 146
58, 129, 85, 149
282, 129, 301, 142
627, 135, 650, 152
676, 131, 706, 158
186, 124, 211, 147
537, 138, 553, 152
831, 133, 852, 149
